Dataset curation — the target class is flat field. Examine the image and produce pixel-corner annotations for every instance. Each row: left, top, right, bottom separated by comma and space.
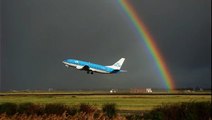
0, 92, 211, 111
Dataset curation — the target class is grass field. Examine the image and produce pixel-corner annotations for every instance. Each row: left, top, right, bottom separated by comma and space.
0, 92, 211, 111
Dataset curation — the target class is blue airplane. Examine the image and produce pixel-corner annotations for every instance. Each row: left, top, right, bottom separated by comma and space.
63, 58, 126, 74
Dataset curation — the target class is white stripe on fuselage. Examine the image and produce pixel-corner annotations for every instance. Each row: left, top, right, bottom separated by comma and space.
89, 68, 109, 73
63, 61, 79, 68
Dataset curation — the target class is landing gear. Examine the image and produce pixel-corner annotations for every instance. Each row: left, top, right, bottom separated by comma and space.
86, 71, 93, 74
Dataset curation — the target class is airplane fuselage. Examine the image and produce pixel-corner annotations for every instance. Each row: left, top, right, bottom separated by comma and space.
63, 59, 120, 74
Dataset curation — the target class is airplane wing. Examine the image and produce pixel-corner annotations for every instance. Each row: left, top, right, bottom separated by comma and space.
76, 65, 90, 71
76, 65, 92, 72
81, 65, 94, 74
75, 65, 93, 74
77, 65, 90, 71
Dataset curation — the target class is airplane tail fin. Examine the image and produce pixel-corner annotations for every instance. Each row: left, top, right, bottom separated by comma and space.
107, 58, 125, 70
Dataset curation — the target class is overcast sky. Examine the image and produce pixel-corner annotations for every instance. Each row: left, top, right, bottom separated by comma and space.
0, 0, 211, 91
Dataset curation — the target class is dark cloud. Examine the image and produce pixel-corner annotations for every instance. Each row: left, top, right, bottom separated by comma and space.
0, 0, 211, 90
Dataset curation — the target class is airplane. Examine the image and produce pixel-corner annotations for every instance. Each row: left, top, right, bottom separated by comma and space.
62, 58, 126, 74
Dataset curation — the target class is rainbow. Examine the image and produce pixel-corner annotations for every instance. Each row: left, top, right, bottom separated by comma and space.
118, 0, 175, 90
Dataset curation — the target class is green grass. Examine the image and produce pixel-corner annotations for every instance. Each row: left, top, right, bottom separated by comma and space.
0, 94, 211, 111
0, 101, 211, 119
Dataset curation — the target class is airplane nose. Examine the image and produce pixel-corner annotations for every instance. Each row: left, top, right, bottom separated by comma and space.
62, 60, 67, 64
